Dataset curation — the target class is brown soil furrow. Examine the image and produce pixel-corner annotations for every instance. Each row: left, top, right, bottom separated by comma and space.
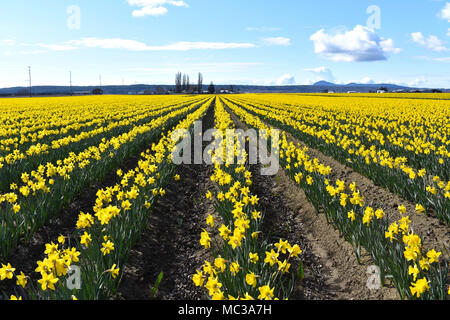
113, 162, 213, 300
114, 105, 216, 300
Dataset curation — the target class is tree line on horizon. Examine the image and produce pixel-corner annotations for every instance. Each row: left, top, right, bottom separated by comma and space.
175, 72, 216, 94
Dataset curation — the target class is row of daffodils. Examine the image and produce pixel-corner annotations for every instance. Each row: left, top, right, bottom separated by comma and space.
225, 95, 450, 225
192, 98, 303, 300
220, 96, 449, 300
0, 97, 213, 300
0, 96, 207, 259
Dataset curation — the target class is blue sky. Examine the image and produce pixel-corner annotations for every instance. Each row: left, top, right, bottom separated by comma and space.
0, 0, 450, 88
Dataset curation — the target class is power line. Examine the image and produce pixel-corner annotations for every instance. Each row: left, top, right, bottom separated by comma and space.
69, 71, 73, 96
28, 66, 32, 97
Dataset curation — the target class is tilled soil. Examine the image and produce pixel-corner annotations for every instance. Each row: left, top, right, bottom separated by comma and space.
114, 105, 216, 300
251, 164, 332, 300
113, 162, 213, 300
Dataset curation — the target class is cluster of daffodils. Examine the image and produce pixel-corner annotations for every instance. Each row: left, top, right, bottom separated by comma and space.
226, 95, 449, 224
0, 97, 207, 260
0, 97, 212, 300
385, 211, 445, 299
193, 98, 302, 300
221, 96, 449, 300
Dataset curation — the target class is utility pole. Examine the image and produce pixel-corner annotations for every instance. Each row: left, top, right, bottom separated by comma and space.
99, 75, 102, 89
69, 71, 73, 96
28, 66, 32, 97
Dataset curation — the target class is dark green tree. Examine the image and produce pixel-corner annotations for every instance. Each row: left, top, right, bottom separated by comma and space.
208, 82, 215, 94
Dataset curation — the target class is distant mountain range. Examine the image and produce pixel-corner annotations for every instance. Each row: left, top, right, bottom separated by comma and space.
0, 81, 447, 96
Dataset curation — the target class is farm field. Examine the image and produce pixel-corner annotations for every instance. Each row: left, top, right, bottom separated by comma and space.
0, 93, 449, 301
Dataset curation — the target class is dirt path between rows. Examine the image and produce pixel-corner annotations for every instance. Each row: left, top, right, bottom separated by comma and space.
114, 105, 216, 300
113, 161, 213, 300
226, 101, 399, 300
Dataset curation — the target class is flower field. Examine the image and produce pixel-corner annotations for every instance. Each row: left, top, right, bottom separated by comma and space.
0, 93, 449, 300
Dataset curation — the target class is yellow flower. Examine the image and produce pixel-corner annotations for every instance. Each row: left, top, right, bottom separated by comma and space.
408, 264, 420, 281
246, 272, 257, 288
404, 246, 419, 262
287, 244, 302, 258
121, 200, 131, 211
264, 250, 279, 267
277, 259, 291, 274
398, 205, 407, 215
426, 249, 441, 264
12, 203, 21, 214
200, 229, 211, 249
410, 278, 430, 298
80, 232, 92, 247
38, 272, 59, 291
258, 285, 275, 300
57, 234, 65, 244
249, 252, 259, 264
0, 263, 16, 280
211, 290, 225, 300
16, 272, 28, 288
251, 210, 261, 220
101, 240, 115, 255
275, 239, 289, 254
174, 174, 180, 181
218, 224, 231, 240
347, 210, 356, 222
204, 276, 222, 296
415, 204, 425, 214
229, 262, 240, 276
192, 270, 205, 287
106, 264, 120, 279
10, 295, 22, 300
375, 209, 384, 219
214, 257, 226, 273
206, 214, 214, 228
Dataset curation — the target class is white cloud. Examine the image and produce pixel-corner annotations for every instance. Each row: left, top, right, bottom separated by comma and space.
310, 25, 401, 62
304, 66, 335, 82
411, 32, 448, 51
0, 39, 16, 46
127, 0, 188, 17
360, 77, 374, 84
66, 38, 255, 51
416, 55, 450, 62
439, 2, 450, 21
261, 37, 291, 46
36, 43, 78, 51
275, 74, 296, 85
